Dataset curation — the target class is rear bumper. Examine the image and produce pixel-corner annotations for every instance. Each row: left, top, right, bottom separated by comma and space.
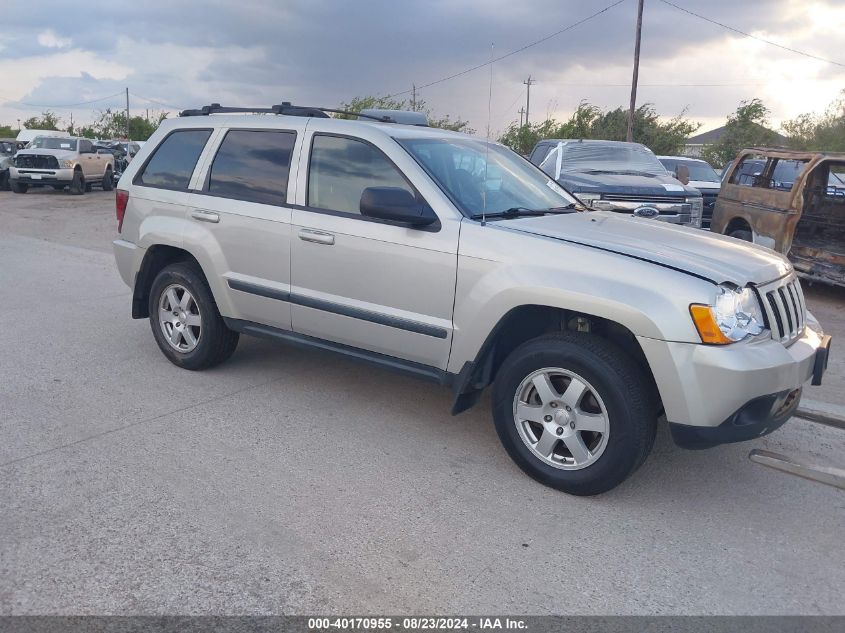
113, 239, 142, 288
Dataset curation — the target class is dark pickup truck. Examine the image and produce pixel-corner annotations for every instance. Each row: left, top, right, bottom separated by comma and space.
529, 139, 704, 228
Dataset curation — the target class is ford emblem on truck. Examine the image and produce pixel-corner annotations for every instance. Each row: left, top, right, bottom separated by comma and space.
633, 206, 659, 218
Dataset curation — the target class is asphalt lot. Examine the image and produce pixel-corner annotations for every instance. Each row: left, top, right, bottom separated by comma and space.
1, 188, 843, 615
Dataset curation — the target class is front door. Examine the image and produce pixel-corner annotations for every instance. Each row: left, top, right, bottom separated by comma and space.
290, 132, 459, 370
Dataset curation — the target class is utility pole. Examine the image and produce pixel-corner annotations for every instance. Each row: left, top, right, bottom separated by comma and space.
518, 106, 525, 127
411, 84, 416, 112
125, 87, 130, 141
523, 76, 535, 126
69, 112, 73, 132
626, 0, 645, 142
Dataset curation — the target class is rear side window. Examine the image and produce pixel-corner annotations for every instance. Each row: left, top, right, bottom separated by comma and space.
206, 130, 296, 205
137, 129, 211, 190
529, 144, 550, 165
308, 135, 413, 215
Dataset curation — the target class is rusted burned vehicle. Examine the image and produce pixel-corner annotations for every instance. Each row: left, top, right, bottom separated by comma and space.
712, 148, 845, 286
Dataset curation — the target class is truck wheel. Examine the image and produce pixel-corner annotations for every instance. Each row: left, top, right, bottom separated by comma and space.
0, 171, 9, 191
69, 170, 85, 195
149, 262, 239, 370
729, 229, 753, 242
11, 180, 28, 194
102, 167, 114, 191
492, 332, 657, 496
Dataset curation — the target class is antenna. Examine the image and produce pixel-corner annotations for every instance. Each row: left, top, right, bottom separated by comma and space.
482, 42, 493, 227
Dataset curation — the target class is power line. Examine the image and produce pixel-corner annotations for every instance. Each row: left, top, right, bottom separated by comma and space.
659, 0, 845, 68
129, 92, 184, 110
384, 0, 629, 98
0, 91, 125, 109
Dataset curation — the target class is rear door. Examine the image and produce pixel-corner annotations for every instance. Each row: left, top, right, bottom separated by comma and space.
289, 130, 459, 370
184, 125, 301, 330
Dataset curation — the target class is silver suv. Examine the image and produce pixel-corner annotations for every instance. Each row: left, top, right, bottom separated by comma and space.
10, 135, 115, 194
112, 104, 831, 495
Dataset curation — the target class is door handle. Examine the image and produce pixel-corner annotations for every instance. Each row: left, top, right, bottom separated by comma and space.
191, 210, 220, 223
298, 229, 335, 245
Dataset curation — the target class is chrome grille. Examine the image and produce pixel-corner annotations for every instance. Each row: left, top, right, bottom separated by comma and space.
760, 276, 806, 345
601, 193, 683, 204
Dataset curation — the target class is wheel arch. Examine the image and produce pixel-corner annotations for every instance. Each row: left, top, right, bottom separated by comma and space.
132, 245, 204, 318
450, 304, 660, 416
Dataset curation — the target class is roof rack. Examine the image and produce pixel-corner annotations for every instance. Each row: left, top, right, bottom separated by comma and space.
179, 102, 395, 122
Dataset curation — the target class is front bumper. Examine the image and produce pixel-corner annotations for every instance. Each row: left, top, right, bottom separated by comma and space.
638, 315, 829, 443
10, 166, 75, 185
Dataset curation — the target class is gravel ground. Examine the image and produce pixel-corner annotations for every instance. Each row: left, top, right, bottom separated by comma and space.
0, 188, 842, 615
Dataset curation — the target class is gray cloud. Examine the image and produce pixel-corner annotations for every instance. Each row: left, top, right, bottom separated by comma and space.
3, 0, 844, 132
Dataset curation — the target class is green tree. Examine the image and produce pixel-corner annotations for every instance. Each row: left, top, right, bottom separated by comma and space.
782, 90, 845, 152
497, 101, 699, 156
75, 109, 168, 140
700, 99, 778, 167
337, 95, 473, 133
22, 111, 61, 131
0, 125, 15, 138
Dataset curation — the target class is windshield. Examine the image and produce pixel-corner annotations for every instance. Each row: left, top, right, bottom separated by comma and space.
30, 137, 78, 151
0, 142, 14, 155
540, 141, 667, 177
398, 137, 578, 216
659, 158, 719, 183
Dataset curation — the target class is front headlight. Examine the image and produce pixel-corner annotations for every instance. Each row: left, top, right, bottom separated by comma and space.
61, 159, 75, 169
690, 284, 765, 344
687, 196, 703, 228
576, 192, 600, 208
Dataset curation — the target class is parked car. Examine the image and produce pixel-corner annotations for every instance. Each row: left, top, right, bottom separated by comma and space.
10, 136, 115, 194
112, 104, 830, 495
658, 156, 721, 229
0, 138, 16, 190
529, 139, 704, 227
712, 147, 845, 287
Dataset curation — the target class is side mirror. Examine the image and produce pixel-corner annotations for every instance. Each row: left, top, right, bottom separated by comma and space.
360, 187, 437, 227
675, 164, 690, 185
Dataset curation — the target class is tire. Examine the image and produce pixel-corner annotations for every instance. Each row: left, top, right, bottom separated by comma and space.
102, 168, 114, 191
492, 332, 657, 496
11, 180, 28, 194
729, 229, 753, 242
0, 171, 9, 191
69, 170, 85, 195
148, 262, 239, 370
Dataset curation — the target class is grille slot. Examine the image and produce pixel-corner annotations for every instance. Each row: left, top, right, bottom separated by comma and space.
761, 276, 806, 344
15, 155, 60, 169
602, 193, 683, 204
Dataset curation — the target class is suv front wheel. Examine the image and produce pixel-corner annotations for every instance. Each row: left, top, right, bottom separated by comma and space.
149, 263, 239, 370
492, 333, 656, 496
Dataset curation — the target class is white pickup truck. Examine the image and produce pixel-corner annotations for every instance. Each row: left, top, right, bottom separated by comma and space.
10, 136, 115, 194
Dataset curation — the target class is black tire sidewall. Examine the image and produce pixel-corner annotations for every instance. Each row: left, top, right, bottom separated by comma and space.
729, 229, 752, 242
70, 171, 84, 195
492, 335, 652, 495
148, 263, 235, 370
102, 169, 114, 191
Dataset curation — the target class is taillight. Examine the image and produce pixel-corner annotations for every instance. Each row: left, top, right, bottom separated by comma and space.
115, 189, 129, 233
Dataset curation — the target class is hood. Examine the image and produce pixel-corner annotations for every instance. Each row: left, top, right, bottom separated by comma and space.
558, 170, 700, 197
502, 211, 791, 286
15, 148, 77, 160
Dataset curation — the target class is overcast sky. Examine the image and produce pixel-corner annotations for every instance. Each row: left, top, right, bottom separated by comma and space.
2, 0, 844, 137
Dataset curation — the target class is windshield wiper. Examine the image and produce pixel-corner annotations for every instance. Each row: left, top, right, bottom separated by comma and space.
471, 205, 579, 220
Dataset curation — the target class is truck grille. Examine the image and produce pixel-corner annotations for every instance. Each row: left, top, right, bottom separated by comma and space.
602, 193, 683, 204
15, 155, 59, 169
760, 276, 806, 345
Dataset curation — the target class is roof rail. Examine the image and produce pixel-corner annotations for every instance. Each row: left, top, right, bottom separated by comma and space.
179, 102, 394, 122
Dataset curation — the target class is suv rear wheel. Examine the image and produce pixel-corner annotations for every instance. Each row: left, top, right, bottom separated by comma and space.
492, 332, 656, 496
149, 263, 239, 370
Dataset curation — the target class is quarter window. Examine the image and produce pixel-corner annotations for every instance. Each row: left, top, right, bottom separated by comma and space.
308, 135, 414, 215
137, 129, 211, 190
206, 130, 296, 205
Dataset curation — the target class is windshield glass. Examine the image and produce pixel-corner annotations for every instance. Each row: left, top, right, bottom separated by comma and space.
540, 141, 667, 177
30, 137, 78, 151
659, 158, 719, 182
398, 137, 578, 216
